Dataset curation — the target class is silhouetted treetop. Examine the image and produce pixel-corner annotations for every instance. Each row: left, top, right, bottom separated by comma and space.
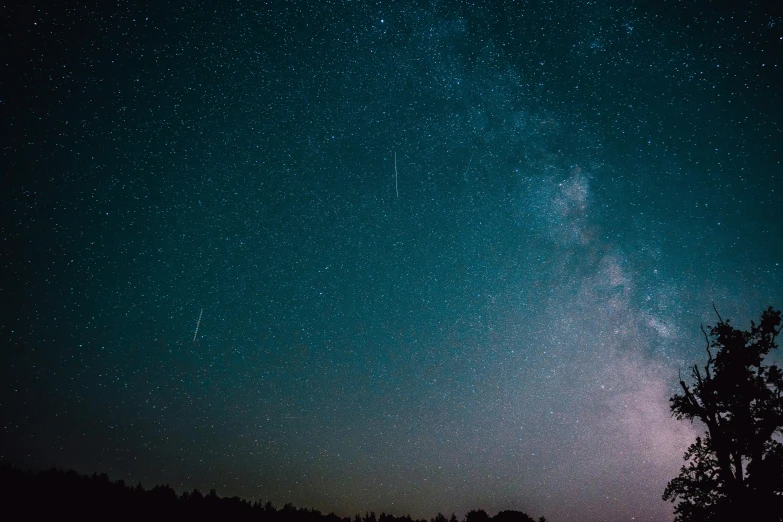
0, 464, 545, 522
664, 306, 783, 522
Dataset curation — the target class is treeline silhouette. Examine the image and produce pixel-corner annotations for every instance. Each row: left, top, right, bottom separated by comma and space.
0, 464, 545, 522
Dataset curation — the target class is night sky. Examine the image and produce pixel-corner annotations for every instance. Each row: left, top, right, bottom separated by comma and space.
2, 1, 783, 521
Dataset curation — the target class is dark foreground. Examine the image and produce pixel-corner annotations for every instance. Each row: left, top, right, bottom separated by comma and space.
0, 464, 544, 522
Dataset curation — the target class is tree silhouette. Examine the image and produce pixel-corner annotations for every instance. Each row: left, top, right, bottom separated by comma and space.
0, 463, 547, 522
464, 510, 490, 522
663, 306, 783, 521
493, 510, 536, 522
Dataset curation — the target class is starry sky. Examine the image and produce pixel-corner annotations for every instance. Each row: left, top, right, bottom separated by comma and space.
2, 1, 782, 521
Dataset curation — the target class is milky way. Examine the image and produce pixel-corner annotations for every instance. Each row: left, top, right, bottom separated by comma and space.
2, 2, 782, 522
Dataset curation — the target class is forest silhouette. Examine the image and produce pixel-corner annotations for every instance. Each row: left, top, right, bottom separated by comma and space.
0, 464, 545, 522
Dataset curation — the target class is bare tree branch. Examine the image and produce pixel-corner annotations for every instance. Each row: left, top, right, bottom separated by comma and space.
712, 302, 724, 324
701, 324, 714, 381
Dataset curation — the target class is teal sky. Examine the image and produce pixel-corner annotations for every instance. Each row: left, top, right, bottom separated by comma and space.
2, 2, 782, 521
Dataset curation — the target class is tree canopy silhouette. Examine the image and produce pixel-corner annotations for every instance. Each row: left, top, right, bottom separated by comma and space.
663, 306, 783, 522
0, 463, 545, 522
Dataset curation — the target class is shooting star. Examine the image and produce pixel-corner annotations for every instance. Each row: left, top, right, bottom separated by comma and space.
464, 151, 473, 180
394, 150, 399, 198
193, 308, 203, 342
